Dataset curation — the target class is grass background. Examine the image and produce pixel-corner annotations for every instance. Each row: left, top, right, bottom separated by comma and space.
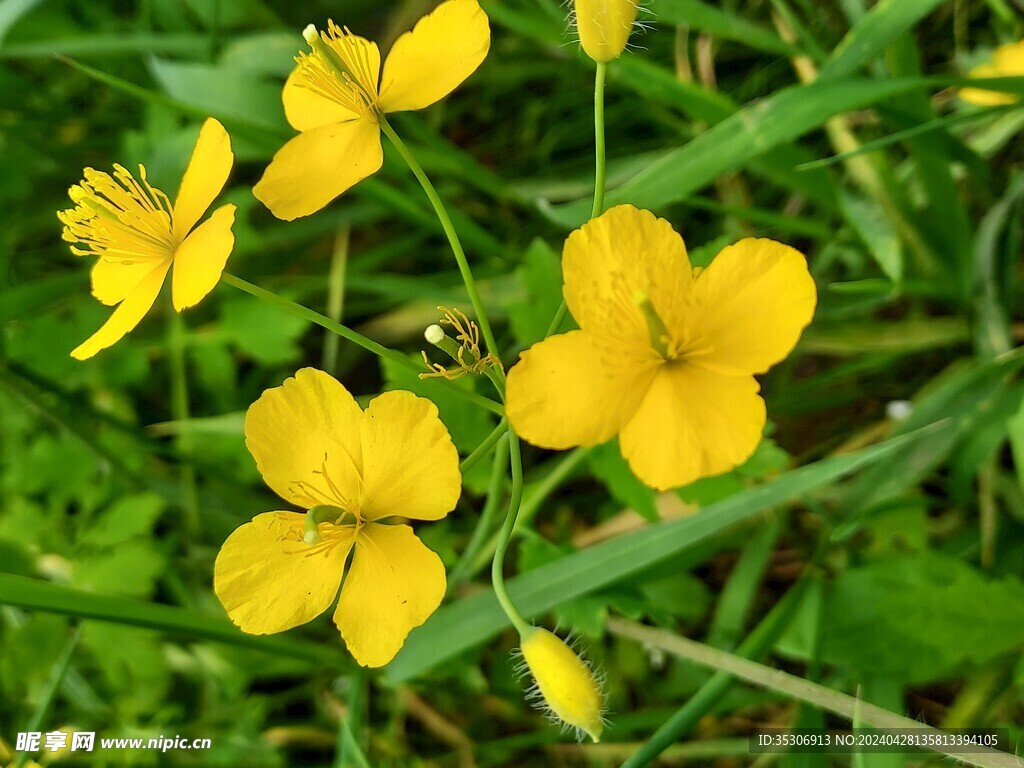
1, 0, 1024, 765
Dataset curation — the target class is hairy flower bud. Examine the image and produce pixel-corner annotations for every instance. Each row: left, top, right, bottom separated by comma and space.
519, 628, 605, 742
574, 0, 638, 63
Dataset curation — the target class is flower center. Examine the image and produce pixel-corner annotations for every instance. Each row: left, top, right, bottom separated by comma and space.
304, 504, 360, 544
634, 290, 677, 360
297, 21, 380, 120
58, 164, 176, 264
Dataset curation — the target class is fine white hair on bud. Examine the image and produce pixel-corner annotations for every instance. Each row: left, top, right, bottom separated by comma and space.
573, 0, 639, 63
424, 324, 447, 346
302, 24, 319, 44
518, 627, 605, 742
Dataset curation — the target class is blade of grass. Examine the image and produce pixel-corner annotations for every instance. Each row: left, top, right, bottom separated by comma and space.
0, 574, 349, 666
620, 574, 813, 768
386, 425, 940, 682
818, 0, 946, 80
609, 618, 1024, 768
651, 0, 799, 57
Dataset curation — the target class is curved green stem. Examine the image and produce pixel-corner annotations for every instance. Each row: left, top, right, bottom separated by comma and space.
378, 117, 500, 359
460, 418, 508, 475
491, 430, 530, 635
221, 272, 504, 417
544, 61, 609, 338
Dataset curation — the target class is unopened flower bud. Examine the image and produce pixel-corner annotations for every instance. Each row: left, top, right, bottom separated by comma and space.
519, 627, 605, 742
574, 0, 639, 63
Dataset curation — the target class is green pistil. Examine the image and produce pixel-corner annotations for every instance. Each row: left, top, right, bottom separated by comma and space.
634, 290, 671, 359
304, 504, 347, 544
302, 25, 355, 83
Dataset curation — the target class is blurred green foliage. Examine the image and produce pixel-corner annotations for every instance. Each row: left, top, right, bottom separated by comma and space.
1, 0, 1024, 765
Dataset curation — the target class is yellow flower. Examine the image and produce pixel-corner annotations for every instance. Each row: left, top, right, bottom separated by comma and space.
961, 40, 1024, 106
574, 0, 638, 63
58, 118, 235, 360
214, 368, 461, 668
519, 628, 605, 742
505, 205, 816, 491
254, 0, 490, 220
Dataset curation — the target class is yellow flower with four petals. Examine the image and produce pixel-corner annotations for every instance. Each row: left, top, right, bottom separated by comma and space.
253, 0, 490, 220
58, 118, 236, 359
214, 368, 462, 668
506, 204, 817, 491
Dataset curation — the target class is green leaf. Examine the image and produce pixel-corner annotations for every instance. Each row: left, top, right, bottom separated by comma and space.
147, 56, 288, 133
650, 0, 797, 57
588, 441, 658, 522
0, 574, 348, 666
839, 189, 903, 283
815, 552, 1024, 683
386, 426, 937, 682
75, 541, 167, 598
220, 294, 310, 365
503, 238, 564, 348
818, 0, 947, 81
79, 492, 165, 547
0, 0, 44, 45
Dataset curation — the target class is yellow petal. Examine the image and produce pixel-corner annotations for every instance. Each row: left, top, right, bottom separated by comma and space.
563, 205, 693, 350
962, 42, 1024, 106
71, 259, 171, 360
214, 511, 354, 634
172, 118, 233, 240
619, 363, 766, 490
244, 368, 364, 510
378, 0, 490, 114
505, 330, 657, 450
961, 64, 1015, 106
282, 65, 363, 131
992, 40, 1024, 70
333, 523, 445, 668
358, 391, 461, 522
171, 203, 236, 311
688, 238, 816, 376
90, 258, 165, 307
253, 117, 383, 220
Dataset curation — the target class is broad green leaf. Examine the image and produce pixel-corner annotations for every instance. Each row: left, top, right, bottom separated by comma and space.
147, 56, 288, 133
219, 30, 300, 77
503, 238, 564, 348
386, 427, 936, 682
79, 492, 166, 547
220, 294, 310, 365
818, 0, 947, 81
76, 542, 167, 599
811, 552, 1024, 682
0, 574, 348, 666
588, 441, 658, 522
84, 623, 170, 717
